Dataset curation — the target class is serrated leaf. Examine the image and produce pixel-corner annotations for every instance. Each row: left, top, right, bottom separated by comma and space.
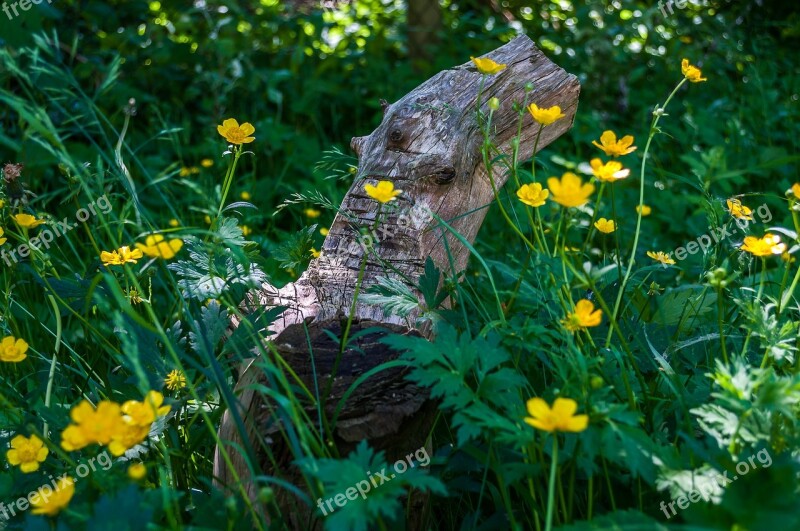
272, 225, 317, 270
361, 276, 420, 317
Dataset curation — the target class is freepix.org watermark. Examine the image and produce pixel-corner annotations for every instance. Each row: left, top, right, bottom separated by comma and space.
661, 202, 772, 267
659, 448, 772, 519
317, 200, 432, 267
1, 194, 113, 266
316, 445, 431, 517
0, 450, 112, 522
657, 0, 692, 19
2, 0, 55, 21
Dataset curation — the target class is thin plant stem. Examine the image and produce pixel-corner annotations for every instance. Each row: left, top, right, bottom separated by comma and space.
544, 436, 559, 531
43, 294, 62, 440
606, 78, 688, 348
717, 287, 729, 365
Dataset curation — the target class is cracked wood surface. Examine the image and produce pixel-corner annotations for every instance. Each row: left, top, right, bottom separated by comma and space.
214, 34, 580, 525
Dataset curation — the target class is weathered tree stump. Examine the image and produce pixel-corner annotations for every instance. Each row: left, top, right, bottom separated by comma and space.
214, 34, 579, 528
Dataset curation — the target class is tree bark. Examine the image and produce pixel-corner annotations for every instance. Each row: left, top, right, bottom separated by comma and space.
214, 34, 580, 528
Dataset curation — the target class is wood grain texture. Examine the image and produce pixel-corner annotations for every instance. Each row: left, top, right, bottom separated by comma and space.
214, 34, 580, 526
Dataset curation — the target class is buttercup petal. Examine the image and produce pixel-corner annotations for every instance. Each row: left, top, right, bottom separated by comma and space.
552, 397, 578, 417
21, 461, 40, 473
7, 449, 20, 465
600, 130, 616, 145
565, 414, 589, 432
526, 397, 550, 419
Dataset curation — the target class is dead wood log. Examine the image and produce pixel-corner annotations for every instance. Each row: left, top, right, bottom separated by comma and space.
214, 34, 580, 527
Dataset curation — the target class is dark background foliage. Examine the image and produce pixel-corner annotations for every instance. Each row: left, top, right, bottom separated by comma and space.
2, 0, 798, 277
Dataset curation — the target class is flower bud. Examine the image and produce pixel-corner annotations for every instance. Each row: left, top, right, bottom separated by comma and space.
705, 267, 728, 288
488, 97, 500, 111
258, 487, 274, 504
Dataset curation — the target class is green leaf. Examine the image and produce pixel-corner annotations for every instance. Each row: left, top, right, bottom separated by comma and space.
272, 225, 317, 270
360, 276, 420, 317
383, 324, 525, 446
298, 441, 446, 531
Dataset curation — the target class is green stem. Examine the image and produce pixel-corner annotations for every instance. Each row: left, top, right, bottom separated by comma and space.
583, 182, 606, 249
43, 294, 62, 440
606, 78, 687, 348
743, 258, 767, 358
216, 146, 242, 220
483, 143, 536, 252
717, 287, 729, 365
324, 233, 371, 403
545, 436, 558, 531
779, 259, 800, 313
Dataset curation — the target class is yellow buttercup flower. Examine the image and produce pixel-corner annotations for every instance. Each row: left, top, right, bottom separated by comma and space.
99, 250, 121, 266
364, 180, 402, 203
0, 227, 6, 246
524, 397, 589, 433
592, 131, 637, 157
6, 434, 48, 473
165, 369, 187, 391
547, 172, 595, 208
740, 234, 787, 257
242, 225, 252, 236
122, 391, 171, 427
681, 58, 707, 83
179, 167, 200, 177
516, 183, 549, 207
527, 103, 565, 126
135, 234, 183, 260
240, 191, 252, 201
201, 158, 214, 168
594, 218, 616, 234
470, 56, 506, 75
320, 227, 330, 236
726, 198, 753, 220
304, 207, 321, 218
791, 183, 800, 197
217, 118, 256, 145
30, 476, 74, 516
108, 422, 150, 457
310, 247, 321, 258
128, 462, 147, 480
56, 394, 163, 457
13, 213, 45, 229
561, 299, 603, 332
636, 204, 652, 216
0, 336, 28, 363
168, 219, 180, 228
100, 246, 143, 267
647, 251, 676, 265
61, 400, 125, 451
590, 159, 630, 182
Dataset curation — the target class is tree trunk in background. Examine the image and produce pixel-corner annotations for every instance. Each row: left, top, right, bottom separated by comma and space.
407, 0, 443, 71
214, 34, 580, 529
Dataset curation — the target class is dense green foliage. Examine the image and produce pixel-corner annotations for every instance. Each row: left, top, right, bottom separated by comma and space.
1, 1, 799, 530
